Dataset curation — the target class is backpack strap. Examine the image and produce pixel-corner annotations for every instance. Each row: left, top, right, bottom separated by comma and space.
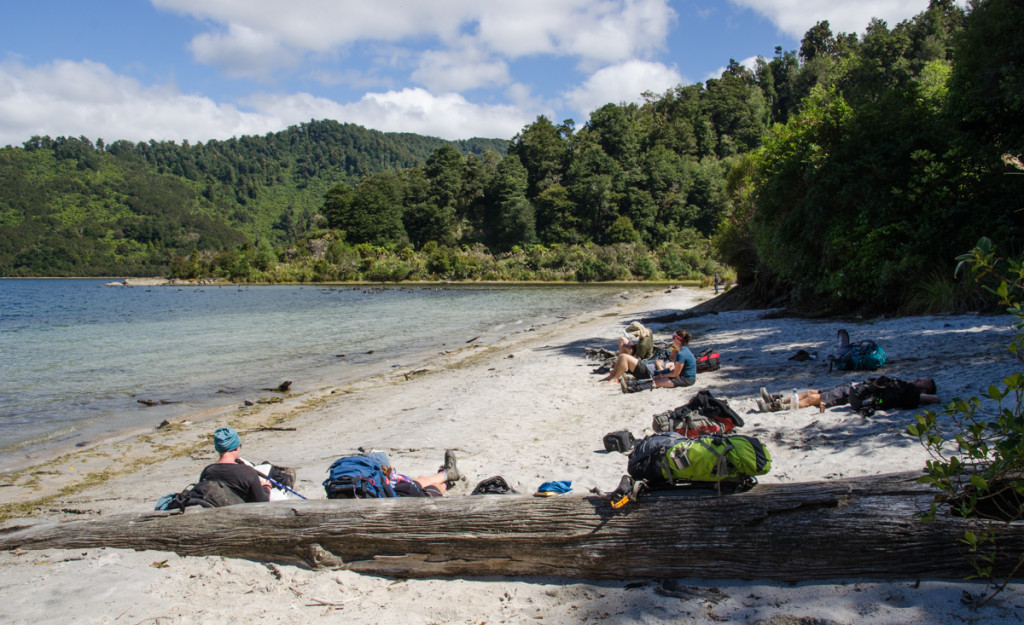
695, 438, 734, 479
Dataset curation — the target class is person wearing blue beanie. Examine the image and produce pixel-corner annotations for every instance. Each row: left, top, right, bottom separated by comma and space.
214, 426, 241, 453
198, 426, 271, 503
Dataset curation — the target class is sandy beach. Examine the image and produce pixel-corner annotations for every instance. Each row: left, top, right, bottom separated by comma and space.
1, 286, 1023, 624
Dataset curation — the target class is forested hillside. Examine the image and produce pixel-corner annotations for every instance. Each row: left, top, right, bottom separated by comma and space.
0, 121, 506, 276
2, 0, 1022, 314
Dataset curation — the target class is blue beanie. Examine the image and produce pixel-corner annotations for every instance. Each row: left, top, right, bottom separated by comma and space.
214, 426, 241, 453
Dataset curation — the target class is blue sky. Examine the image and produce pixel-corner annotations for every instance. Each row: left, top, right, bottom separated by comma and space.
0, 1, 940, 146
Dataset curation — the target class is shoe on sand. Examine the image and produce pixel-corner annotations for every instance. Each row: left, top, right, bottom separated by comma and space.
440, 449, 462, 488
756, 399, 768, 412
760, 387, 773, 403
623, 378, 653, 393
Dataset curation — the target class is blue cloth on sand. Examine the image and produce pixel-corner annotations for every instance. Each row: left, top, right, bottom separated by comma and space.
536, 480, 572, 494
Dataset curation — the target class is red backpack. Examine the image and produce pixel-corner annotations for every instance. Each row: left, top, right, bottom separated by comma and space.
695, 347, 721, 372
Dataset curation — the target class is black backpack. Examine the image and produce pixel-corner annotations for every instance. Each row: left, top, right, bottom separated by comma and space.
682, 389, 744, 429
603, 430, 636, 452
165, 479, 245, 511
471, 476, 518, 495
848, 376, 908, 416
627, 433, 683, 484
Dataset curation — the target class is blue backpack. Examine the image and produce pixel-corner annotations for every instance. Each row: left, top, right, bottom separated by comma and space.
323, 454, 396, 499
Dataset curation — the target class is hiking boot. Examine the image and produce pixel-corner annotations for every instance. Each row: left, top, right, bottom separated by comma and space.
756, 398, 768, 412
440, 449, 462, 488
760, 387, 773, 404
622, 378, 654, 393
278, 467, 297, 489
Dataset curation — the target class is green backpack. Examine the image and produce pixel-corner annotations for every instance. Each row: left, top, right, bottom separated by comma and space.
628, 432, 771, 487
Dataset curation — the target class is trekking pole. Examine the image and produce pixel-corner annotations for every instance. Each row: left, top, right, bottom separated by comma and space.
266, 476, 307, 500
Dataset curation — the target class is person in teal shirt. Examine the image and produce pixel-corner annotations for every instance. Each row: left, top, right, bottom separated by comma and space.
653, 330, 697, 389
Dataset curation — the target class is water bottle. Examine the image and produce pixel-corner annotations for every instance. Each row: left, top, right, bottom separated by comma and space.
791, 388, 799, 411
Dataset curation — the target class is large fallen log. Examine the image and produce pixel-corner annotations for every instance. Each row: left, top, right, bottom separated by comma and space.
2, 472, 1022, 580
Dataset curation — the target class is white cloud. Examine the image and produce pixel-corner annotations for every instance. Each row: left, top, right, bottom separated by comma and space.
247, 88, 529, 140
562, 60, 682, 121
729, 0, 933, 39
0, 59, 280, 146
411, 45, 510, 92
154, 0, 677, 73
154, 0, 472, 49
478, 0, 675, 66
0, 59, 526, 146
188, 23, 299, 80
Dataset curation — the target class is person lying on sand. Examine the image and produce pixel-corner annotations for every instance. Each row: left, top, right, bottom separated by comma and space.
757, 377, 940, 413
621, 330, 697, 393
385, 449, 464, 497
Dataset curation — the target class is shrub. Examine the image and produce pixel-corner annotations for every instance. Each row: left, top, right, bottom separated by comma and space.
908, 237, 1024, 606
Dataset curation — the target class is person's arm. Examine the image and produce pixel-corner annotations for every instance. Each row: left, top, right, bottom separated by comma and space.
247, 471, 271, 502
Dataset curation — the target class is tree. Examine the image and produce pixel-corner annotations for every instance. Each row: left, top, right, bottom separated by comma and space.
322, 173, 407, 246
703, 60, 770, 156
509, 116, 569, 198
485, 154, 535, 250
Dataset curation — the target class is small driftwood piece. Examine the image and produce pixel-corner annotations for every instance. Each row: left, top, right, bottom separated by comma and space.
262, 381, 292, 393
2, 472, 1022, 580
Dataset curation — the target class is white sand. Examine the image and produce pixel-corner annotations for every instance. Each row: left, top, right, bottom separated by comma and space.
1, 286, 1022, 624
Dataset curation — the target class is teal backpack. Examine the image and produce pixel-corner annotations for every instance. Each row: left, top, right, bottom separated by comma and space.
829, 330, 886, 372
831, 340, 886, 372
628, 432, 771, 488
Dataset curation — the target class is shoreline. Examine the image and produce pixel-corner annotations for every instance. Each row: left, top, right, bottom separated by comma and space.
1, 280, 655, 475
2, 287, 1023, 624
0, 285, 691, 512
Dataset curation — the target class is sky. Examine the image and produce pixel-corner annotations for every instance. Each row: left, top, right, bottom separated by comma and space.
0, 1, 942, 147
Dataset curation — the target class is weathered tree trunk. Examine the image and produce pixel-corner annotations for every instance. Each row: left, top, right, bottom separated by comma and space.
2, 472, 1022, 580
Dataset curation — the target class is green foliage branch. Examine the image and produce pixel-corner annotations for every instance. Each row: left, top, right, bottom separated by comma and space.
907, 236, 1024, 606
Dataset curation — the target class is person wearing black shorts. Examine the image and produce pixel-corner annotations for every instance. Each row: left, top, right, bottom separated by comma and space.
758, 378, 939, 413
385, 449, 463, 497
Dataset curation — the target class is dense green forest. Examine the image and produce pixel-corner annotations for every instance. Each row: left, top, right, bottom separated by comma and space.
2, 0, 1022, 313
0, 123, 507, 276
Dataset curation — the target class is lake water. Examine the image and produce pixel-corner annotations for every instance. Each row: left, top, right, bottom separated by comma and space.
0, 279, 645, 472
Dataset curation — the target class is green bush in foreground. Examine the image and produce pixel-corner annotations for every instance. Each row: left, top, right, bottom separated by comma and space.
908, 237, 1024, 606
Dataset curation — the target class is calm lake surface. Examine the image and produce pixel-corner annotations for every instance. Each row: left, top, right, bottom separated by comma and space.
0, 279, 647, 472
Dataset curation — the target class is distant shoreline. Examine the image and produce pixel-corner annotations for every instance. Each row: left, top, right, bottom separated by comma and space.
3, 275, 702, 288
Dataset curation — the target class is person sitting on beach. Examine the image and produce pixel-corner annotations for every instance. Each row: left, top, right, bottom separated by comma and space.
384, 449, 464, 497
600, 322, 658, 383
621, 330, 697, 393
757, 378, 940, 413
618, 321, 654, 360
197, 426, 271, 503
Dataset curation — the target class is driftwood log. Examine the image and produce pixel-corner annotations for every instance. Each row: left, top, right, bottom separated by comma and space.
2, 472, 1022, 580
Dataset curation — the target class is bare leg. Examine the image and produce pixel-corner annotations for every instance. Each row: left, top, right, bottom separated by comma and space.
600, 354, 638, 382
413, 473, 448, 495
777, 390, 822, 410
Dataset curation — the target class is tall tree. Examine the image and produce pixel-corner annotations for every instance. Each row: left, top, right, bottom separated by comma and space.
485, 154, 535, 250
